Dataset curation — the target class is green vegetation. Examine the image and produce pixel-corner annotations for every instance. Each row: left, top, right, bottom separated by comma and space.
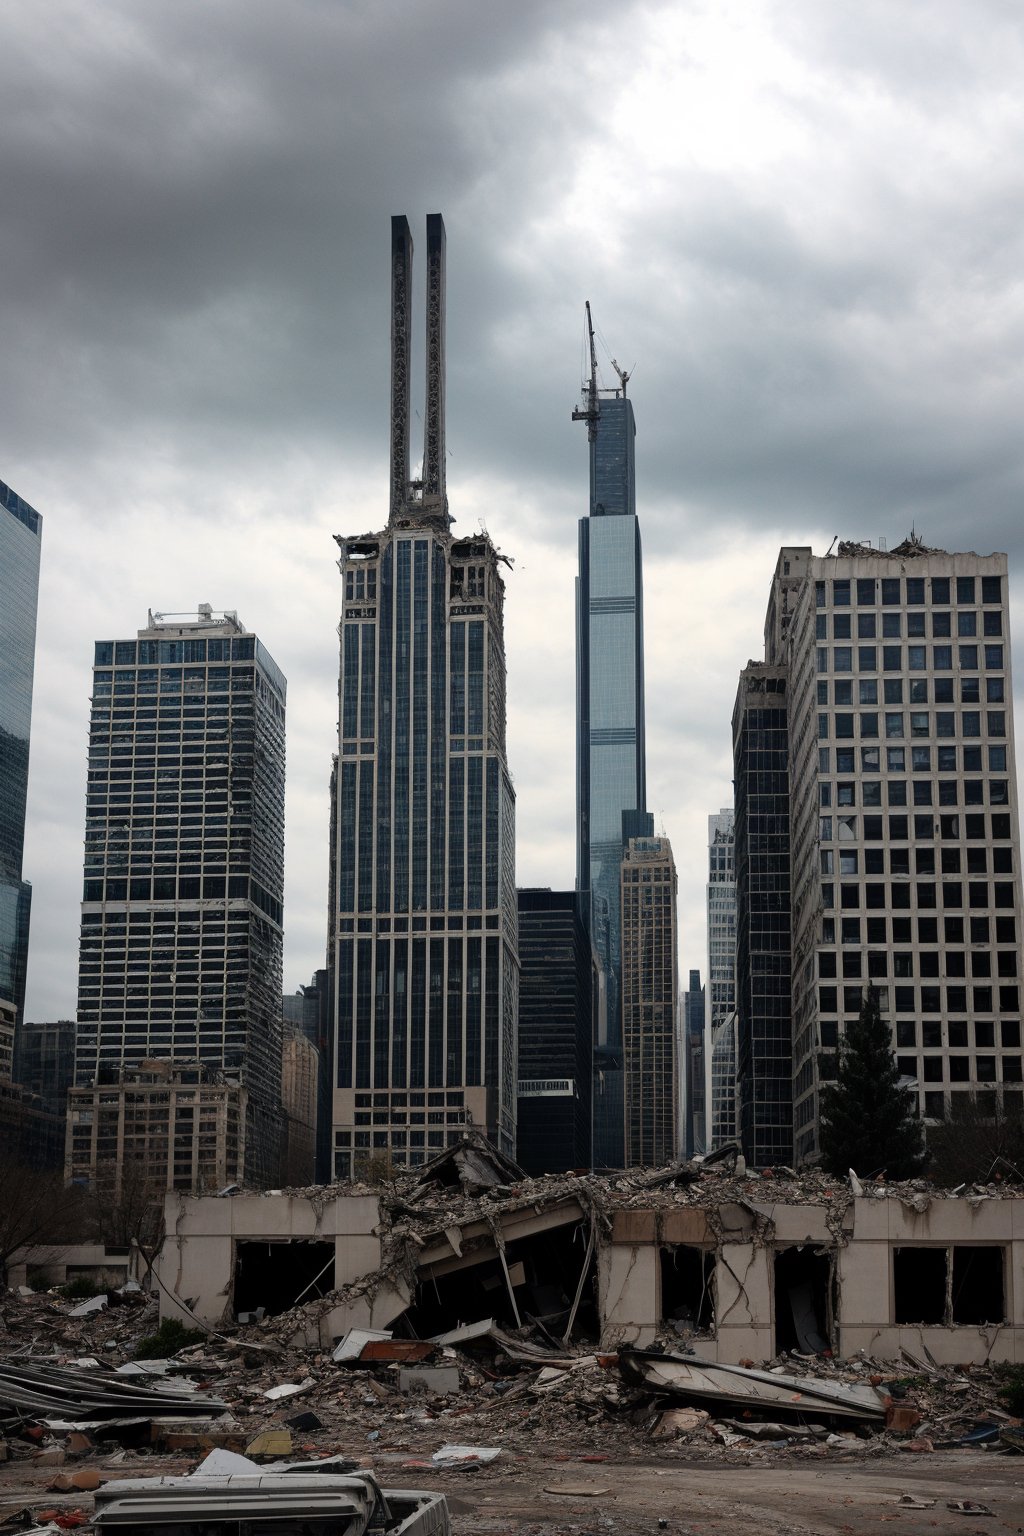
133, 1316, 206, 1359
60, 1276, 103, 1299
819, 987, 925, 1179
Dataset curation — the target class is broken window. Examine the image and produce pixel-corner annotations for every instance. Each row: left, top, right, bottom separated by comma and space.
893, 1245, 1005, 1325
659, 1245, 715, 1336
397, 1218, 598, 1343
234, 1240, 336, 1319
774, 1246, 834, 1353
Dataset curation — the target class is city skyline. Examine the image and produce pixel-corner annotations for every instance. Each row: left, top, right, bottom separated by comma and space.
6, 4, 1024, 1033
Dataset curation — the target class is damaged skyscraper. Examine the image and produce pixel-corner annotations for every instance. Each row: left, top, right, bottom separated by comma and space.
736, 540, 1024, 1165
329, 216, 519, 1176
574, 305, 651, 1168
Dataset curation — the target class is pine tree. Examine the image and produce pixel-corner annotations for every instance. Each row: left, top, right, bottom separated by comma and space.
819, 986, 924, 1178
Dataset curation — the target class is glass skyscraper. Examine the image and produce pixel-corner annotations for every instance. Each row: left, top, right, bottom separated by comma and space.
329, 216, 519, 1176
0, 478, 42, 1065
575, 363, 649, 1168
69, 607, 286, 1187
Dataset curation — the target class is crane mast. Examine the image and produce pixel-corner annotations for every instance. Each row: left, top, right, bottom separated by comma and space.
571, 300, 601, 442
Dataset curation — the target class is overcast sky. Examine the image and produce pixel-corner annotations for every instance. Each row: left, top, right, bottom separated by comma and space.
6, 0, 1024, 1022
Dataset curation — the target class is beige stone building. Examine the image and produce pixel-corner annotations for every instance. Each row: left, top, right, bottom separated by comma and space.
66, 1060, 246, 1195
281, 1030, 318, 1187
621, 836, 678, 1167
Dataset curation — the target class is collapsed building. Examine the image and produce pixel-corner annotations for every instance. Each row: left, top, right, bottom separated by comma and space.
154, 1134, 1022, 1368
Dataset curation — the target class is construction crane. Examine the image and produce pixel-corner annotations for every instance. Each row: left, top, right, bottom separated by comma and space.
609, 356, 630, 396
571, 300, 601, 442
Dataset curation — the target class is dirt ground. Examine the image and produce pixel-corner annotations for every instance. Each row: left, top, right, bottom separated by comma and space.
439, 1452, 1024, 1536
3, 1448, 1022, 1536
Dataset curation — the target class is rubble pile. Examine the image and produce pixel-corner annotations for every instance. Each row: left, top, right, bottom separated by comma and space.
2, 1279, 1023, 1474
3, 1148, 1024, 1481
0, 1285, 159, 1359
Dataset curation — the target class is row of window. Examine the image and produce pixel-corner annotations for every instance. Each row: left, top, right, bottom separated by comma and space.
897, 1055, 1021, 1083
819, 847, 1012, 880
819, 744, 1007, 774
821, 783, 1009, 814
818, 677, 1004, 704
819, 982, 1019, 1013
816, 574, 1002, 606
818, 643, 1003, 672
337, 913, 501, 932
820, 812, 1013, 841
818, 710, 1006, 739
822, 877, 1015, 908
95, 637, 258, 665
819, 949, 1018, 979
817, 610, 1002, 640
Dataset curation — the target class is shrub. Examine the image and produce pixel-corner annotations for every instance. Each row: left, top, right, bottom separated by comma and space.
996, 1365, 1024, 1417
134, 1317, 206, 1360
61, 1276, 103, 1299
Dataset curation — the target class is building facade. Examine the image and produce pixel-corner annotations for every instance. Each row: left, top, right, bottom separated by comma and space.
574, 314, 649, 1169
763, 540, 1023, 1162
515, 888, 597, 1175
15, 1019, 75, 1120
704, 809, 738, 1150
67, 1061, 246, 1195
682, 969, 705, 1158
0, 479, 42, 1064
732, 668, 793, 1167
329, 216, 519, 1177
621, 835, 678, 1167
282, 1030, 319, 1186
69, 607, 286, 1188
284, 969, 332, 1181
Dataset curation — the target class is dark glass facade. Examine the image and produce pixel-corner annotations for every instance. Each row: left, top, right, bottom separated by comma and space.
682, 969, 705, 1158
576, 393, 648, 1169
71, 612, 286, 1187
732, 664, 793, 1167
515, 889, 596, 1175
0, 479, 41, 1045
331, 530, 519, 1173
15, 1019, 75, 1118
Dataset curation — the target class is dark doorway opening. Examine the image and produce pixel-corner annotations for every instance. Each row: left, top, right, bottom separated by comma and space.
659, 1245, 715, 1335
398, 1220, 598, 1342
234, 1240, 335, 1318
893, 1246, 946, 1325
774, 1245, 834, 1353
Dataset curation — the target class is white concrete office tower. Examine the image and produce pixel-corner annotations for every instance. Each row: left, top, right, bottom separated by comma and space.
704, 809, 737, 1148
329, 217, 519, 1176
767, 539, 1023, 1162
70, 607, 286, 1188
621, 835, 678, 1166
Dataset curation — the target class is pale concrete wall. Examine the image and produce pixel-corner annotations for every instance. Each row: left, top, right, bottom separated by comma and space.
155, 1190, 384, 1330
836, 1195, 1020, 1365
8, 1243, 138, 1290
153, 1189, 1024, 1366
601, 1197, 1024, 1366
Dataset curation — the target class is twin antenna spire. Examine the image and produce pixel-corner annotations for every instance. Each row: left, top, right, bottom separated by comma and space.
390, 214, 447, 524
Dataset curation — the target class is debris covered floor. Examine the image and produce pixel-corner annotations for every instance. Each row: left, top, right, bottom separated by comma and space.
4, 1142, 1024, 1532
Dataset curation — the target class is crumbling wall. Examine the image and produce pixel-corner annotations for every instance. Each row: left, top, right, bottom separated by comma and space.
837, 1195, 1019, 1365
154, 1191, 383, 1331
